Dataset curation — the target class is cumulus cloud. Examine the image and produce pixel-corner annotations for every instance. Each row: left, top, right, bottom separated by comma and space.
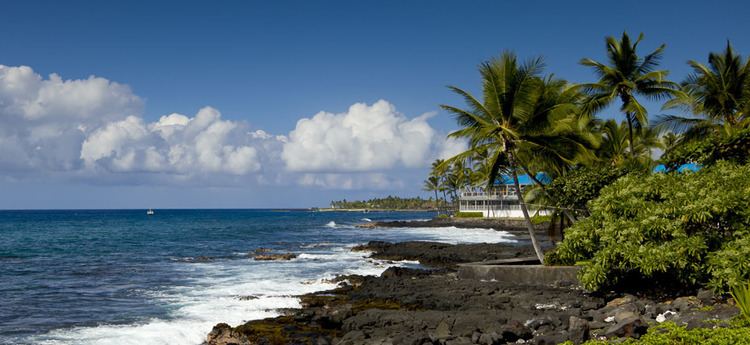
80, 107, 274, 175
0, 65, 461, 190
0, 65, 143, 172
282, 100, 457, 172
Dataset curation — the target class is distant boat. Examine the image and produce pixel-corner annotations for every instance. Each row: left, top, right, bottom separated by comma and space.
146, 209, 155, 215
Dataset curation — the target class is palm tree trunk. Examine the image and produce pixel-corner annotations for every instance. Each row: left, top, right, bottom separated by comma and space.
434, 190, 439, 212
507, 149, 545, 264
626, 113, 636, 158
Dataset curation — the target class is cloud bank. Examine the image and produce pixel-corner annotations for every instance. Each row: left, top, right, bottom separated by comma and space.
0, 65, 462, 189
282, 100, 459, 172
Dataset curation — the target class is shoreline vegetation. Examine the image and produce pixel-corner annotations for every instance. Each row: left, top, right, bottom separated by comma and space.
207, 32, 750, 344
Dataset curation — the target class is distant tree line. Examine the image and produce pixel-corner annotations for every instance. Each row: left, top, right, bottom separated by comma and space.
329, 196, 436, 210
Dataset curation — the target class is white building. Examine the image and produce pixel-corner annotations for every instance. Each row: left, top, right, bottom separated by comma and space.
458, 184, 549, 218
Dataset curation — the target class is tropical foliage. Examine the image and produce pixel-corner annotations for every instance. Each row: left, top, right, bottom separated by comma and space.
546, 161, 750, 294
656, 43, 750, 143
430, 33, 750, 300
580, 32, 678, 157
440, 52, 596, 263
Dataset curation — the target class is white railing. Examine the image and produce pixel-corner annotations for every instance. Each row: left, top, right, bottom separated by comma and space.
460, 204, 522, 211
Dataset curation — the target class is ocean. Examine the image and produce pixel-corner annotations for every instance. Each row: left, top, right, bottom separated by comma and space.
0, 209, 516, 345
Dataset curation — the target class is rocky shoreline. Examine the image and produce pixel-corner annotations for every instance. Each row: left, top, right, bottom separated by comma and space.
204, 223, 739, 345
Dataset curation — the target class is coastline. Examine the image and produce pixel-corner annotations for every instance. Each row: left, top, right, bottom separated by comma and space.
204, 220, 739, 345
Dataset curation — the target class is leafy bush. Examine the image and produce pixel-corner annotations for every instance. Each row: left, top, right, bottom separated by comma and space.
661, 128, 750, 170
546, 165, 638, 217
547, 162, 750, 294
564, 322, 750, 344
530, 214, 552, 225
732, 280, 750, 324
455, 211, 483, 218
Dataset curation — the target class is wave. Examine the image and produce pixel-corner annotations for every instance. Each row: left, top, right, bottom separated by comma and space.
20, 219, 514, 345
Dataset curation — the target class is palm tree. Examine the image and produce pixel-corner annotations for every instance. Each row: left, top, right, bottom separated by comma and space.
423, 175, 440, 211
595, 119, 631, 166
580, 32, 678, 157
655, 42, 750, 141
441, 52, 594, 264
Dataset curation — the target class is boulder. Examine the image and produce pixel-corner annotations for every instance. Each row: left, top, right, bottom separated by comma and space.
567, 316, 590, 344
254, 253, 298, 261
433, 320, 452, 339
697, 289, 716, 306
604, 316, 648, 339
499, 320, 533, 342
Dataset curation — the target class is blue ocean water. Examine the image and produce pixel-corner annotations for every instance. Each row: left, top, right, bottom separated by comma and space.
0, 210, 516, 345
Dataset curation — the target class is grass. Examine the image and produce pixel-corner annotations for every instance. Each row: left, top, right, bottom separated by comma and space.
455, 211, 483, 218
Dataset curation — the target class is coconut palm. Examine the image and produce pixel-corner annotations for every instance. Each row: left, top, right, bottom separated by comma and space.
580, 32, 678, 157
592, 119, 663, 167
423, 175, 440, 211
441, 52, 595, 264
655, 42, 750, 141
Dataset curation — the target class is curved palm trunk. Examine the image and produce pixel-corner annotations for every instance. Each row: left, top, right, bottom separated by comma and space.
506, 150, 545, 264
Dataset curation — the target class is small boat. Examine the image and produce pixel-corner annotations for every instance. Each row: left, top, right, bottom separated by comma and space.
146, 209, 155, 215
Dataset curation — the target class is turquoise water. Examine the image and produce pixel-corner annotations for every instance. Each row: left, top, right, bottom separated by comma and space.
0, 209, 515, 345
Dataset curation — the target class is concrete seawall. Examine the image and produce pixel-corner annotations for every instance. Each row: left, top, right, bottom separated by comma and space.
457, 260, 581, 287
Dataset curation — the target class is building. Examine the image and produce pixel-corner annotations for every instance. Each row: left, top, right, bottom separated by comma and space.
458, 184, 549, 218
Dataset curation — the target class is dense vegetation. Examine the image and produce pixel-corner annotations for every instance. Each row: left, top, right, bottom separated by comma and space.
329, 196, 435, 210
431, 31, 750, 298
546, 162, 750, 294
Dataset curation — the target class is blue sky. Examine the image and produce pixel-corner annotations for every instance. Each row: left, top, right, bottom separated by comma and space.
0, 0, 747, 209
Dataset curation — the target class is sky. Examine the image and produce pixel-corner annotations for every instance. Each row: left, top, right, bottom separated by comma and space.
0, 0, 748, 209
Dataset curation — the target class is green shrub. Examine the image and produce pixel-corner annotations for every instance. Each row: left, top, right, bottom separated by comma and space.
546, 164, 638, 217
436, 214, 450, 219
547, 162, 750, 294
732, 280, 750, 324
530, 214, 552, 225
563, 322, 750, 344
455, 211, 484, 218
661, 128, 750, 170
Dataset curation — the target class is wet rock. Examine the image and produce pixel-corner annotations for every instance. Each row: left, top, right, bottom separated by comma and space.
253, 253, 298, 261
206, 323, 246, 345
237, 295, 259, 301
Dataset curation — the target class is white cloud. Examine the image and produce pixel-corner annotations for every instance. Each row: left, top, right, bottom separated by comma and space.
81, 107, 271, 175
0, 65, 143, 172
282, 100, 453, 172
0, 65, 461, 191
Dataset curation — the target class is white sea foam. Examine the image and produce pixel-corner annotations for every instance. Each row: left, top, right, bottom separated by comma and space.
28, 222, 513, 345
350, 226, 517, 244
325, 221, 337, 228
